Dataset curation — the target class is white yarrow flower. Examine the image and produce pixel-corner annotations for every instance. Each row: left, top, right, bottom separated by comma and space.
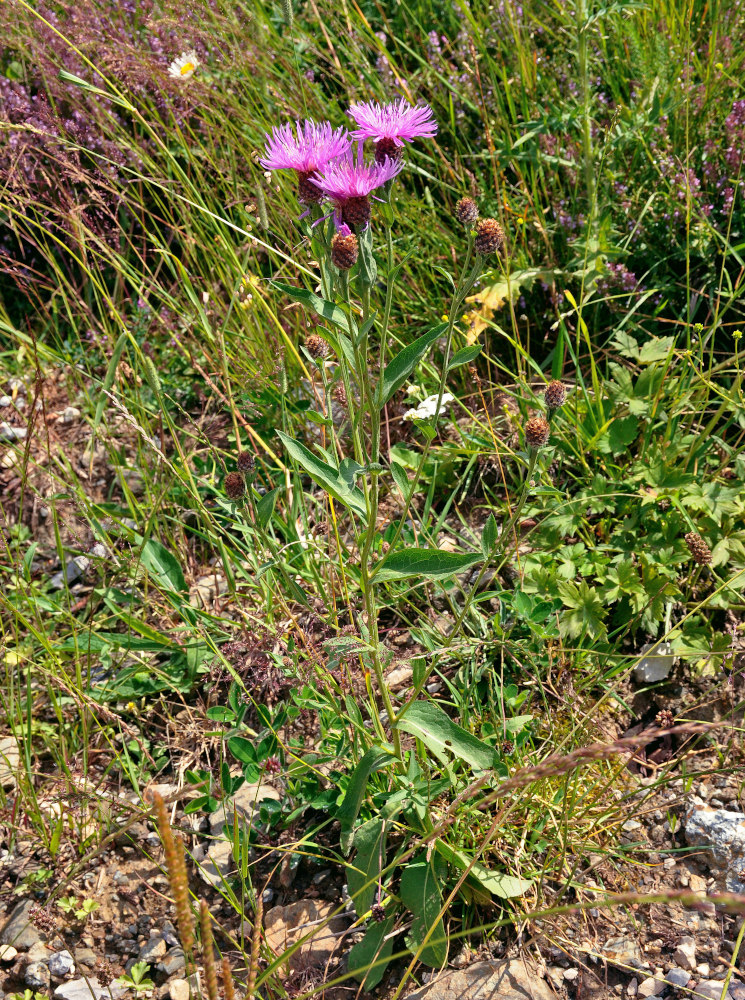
403, 392, 454, 421
168, 50, 200, 79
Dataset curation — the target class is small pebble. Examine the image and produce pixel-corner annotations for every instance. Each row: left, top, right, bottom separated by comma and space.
49, 950, 75, 977
0, 945, 16, 962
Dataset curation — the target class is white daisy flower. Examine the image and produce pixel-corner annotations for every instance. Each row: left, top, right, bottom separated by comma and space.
168, 50, 200, 79
403, 392, 454, 421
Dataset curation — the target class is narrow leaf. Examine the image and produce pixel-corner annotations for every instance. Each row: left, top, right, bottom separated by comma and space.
435, 839, 532, 898
394, 700, 494, 771
347, 913, 396, 989
347, 818, 387, 917
380, 323, 447, 405
140, 539, 187, 594
400, 856, 448, 967
373, 548, 481, 583
256, 487, 280, 529
447, 344, 482, 370
278, 432, 367, 519
337, 747, 397, 852
272, 281, 352, 334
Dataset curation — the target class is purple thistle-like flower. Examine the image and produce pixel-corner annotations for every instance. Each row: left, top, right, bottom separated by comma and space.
259, 120, 351, 203
312, 144, 402, 226
348, 98, 437, 162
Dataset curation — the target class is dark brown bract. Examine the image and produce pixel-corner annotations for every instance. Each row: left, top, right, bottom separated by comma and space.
475, 217, 505, 255
225, 471, 245, 500
331, 231, 359, 270
544, 380, 566, 410
685, 532, 712, 565
456, 196, 479, 226
525, 415, 550, 449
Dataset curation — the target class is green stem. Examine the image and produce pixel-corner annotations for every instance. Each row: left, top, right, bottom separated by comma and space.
447, 449, 539, 642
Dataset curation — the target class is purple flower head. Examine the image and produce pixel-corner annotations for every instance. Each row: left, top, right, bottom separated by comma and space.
259, 120, 351, 203
313, 145, 402, 226
348, 98, 437, 162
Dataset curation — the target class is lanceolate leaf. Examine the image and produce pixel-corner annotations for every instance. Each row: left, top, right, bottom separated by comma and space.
272, 281, 352, 335
277, 432, 367, 519
347, 817, 387, 917
347, 912, 396, 989
380, 323, 447, 405
373, 547, 481, 583
256, 487, 280, 529
140, 538, 187, 594
435, 839, 532, 899
337, 747, 397, 852
447, 344, 482, 370
400, 855, 448, 967
394, 700, 494, 771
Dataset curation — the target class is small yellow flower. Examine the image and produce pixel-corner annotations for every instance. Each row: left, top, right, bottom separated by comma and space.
168, 50, 199, 79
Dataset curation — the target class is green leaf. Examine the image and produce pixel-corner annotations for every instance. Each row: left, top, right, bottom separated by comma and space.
140, 538, 187, 594
277, 432, 367, 519
394, 701, 494, 771
347, 818, 387, 917
356, 223, 378, 289
337, 748, 397, 852
400, 856, 448, 967
380, 323, 447, 405
447, 344, 482, 371
256, 487, 280, 529
435, 840, 532, 899
347, 912, 396, 989
556, 580, 607, 640
390, 462, 411, 502
638, 336, 675, 363
481, 513, 497, 558
607, 415, 638, 454
373, 547, 481, 583
271, 281, 352, 335
227, 736, 256, 765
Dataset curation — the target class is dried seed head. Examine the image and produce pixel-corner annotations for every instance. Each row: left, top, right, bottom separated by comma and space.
225, 471, 245, 500
544, 380, 566, 410
501, 739, 515, 755
237, 451, 255, 477
94, 961, 116, 989
685, 532, 712, 565
370, 902, 386, 923
331, 231, 359, 270
525, 415, 550, 449
475, 217, 505, 255
655, 709, 674, 729
305, 334, 330, 359
455, 196, 479, 227
200, 901, 219, 1000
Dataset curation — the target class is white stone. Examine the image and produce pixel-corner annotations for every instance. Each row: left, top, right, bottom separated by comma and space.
49, 950, 75, 977
691, 981, 729, 1000
61, 407, 81, 423
55, 978, 126, 1000
168, 979, 190, 1000
673, 936, 697, 971
633, 641, 676, 683
637, 977, 666, 997
665, 968, 691, 988
685, 805, 745, 893
0, 945, 16, 962
0, 738, 20, 792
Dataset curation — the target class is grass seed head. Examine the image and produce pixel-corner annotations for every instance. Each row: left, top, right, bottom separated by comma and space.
525, 415, 550, 449
475, 217, 505, 255
685, 532, 712, 565
456, 196, 479, 227
331, 229, 359, 270
225, 471, 245, 500
544, 380, 566, 410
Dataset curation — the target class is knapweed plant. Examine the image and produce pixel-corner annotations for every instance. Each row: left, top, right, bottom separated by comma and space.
227, 102, 569, 984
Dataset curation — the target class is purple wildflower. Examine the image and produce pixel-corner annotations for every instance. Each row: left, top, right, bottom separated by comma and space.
259, 120, 351, 203
312, 145, 403, 226
347, 98, 437, 163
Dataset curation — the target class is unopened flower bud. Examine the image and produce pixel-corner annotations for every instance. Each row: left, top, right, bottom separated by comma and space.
475, 218, 505, 256
237, 451, 255, 478
455, 197, 479, 227
685, 532, 712, 565
331, 230, 359, 270
305, 334, 329, 359
525, 415, 550, 449
544, 380, 566, 410
225, 472, 245, 500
